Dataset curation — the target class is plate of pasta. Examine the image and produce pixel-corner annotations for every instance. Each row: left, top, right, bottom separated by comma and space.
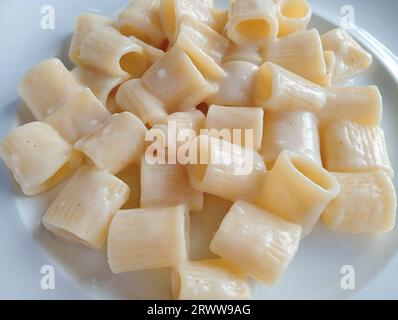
0, 0, 397, 300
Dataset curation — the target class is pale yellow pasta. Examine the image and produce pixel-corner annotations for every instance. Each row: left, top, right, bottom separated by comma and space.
129, 35, 165, 63
160, 0, 217, 41
323, 171, 397, 234
321, 121, 393, 177
227, 0, 278, 46
254, 62, 327, 112
116, 47, 216, 125
323, 50, 336, 86
117, 0, 165, 47
18, 59, 82, 120
79, 26, 150, 77
187, 135, 267, 202
206, 105, 264, 150
0, 122, 82, 196
210, 200, 302, 284
321, 28, 373, 83
277, 0, 311, 37
206, 61, 259, 107
69, 13, 113, 66
116, 163, 141, 210
42, 165, 129, 250
318, 86, 382, 126
75, 112, 148, 174
262, 111, 321, 167
172, 259, 251, 300
256, 151, 340, 235
174, 16, 229, 80
140, 158, 204, 211
224, 43, 264, 66
44, 88, 111, 144
264, 29, 328, 85
107, 205, 189, 273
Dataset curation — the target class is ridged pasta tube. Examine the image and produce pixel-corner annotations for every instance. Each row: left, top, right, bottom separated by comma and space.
277, 0, 312, 37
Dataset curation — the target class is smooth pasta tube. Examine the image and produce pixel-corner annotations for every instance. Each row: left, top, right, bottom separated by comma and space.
18, 59, 82, 120
174, 17, 229, 80
172, 259, 251, 300
42, 165, 130, 250
44, 88, 111, 144
187, 135, 267, 203
224, 43, 264, 66
160, 0, 218, 41
322, 28, 373, 83
107, 205, 189, 273
140, 158, 204, 211
117, 0, 165, 47
323, 171, 397, 234
116, 47, 216, 125
321, 121, 393, 177
206, 105, 264, 150
318, 86, 382, 126
264, 29, 328, 85
75, 112, 148, 174
254, 62, 327, 112
69, 13, 113, 66
0, 122, 82, 196
256, 151, 340, 236
206, 61, 259, 107
277, 0, 312, 37
262, 111, 321, 167
323, 50, 336, 86
227, 0, 278, 46
210, 200, 302, 285
79, 26, 151, 78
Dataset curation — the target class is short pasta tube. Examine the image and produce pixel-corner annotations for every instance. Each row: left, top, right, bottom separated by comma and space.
42, 165, 130, 250
264, 29, 328, 85
0, 122, 82, 196
321, 121, 393, 177
69, 13, 113, 66
140, 158, 204, 211
117, 0, 165, 47
18, 59, 82, 120
174, 17, 229, 80
322, 171, 397, 234
277, 0, 312, 37
79, 26, 151, 78
254, 62, 327, 112
172, 259, 251, 300
256, 151, 340, 236
210, 200, 302, 285
74, 112, 147, 174
318, 86, 382, 126
206, 105, 264, 150
44, 88, 111, 144
107, 205, 189, 273
116, 47, 216, 124
206, 61, 259, 107
262, 111, 321, 167
227, 0, 279, 46
187, 135, 267, 203
321, 28, 373, 83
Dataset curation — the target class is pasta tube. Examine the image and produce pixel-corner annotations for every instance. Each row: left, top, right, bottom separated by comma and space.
172, 259, 251, 300
254, 62, 327, 112
321, 121, 393, 177
210, 200, 302, 284
227, 0, 279, 45
262, 111, 321, 167
323, 171, 397, 234
18, 59, 82, 120
42, 165, 129, 249
0, 122, 82, 196
256, 151, 340, 235
74, 112, 147, 174
277, 0, 311, 37
107, 205, 189, 273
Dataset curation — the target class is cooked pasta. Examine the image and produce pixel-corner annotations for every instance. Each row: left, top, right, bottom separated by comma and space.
276, 0, 311, 37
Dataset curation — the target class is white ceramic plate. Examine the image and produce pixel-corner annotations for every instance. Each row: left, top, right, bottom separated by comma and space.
0, 0, 397, 299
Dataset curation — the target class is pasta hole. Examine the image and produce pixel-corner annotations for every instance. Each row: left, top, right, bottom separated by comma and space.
281, 0, 310, 19
120, 51, 149, 78
106, 87, 123, 114
236, 19, 270, 41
